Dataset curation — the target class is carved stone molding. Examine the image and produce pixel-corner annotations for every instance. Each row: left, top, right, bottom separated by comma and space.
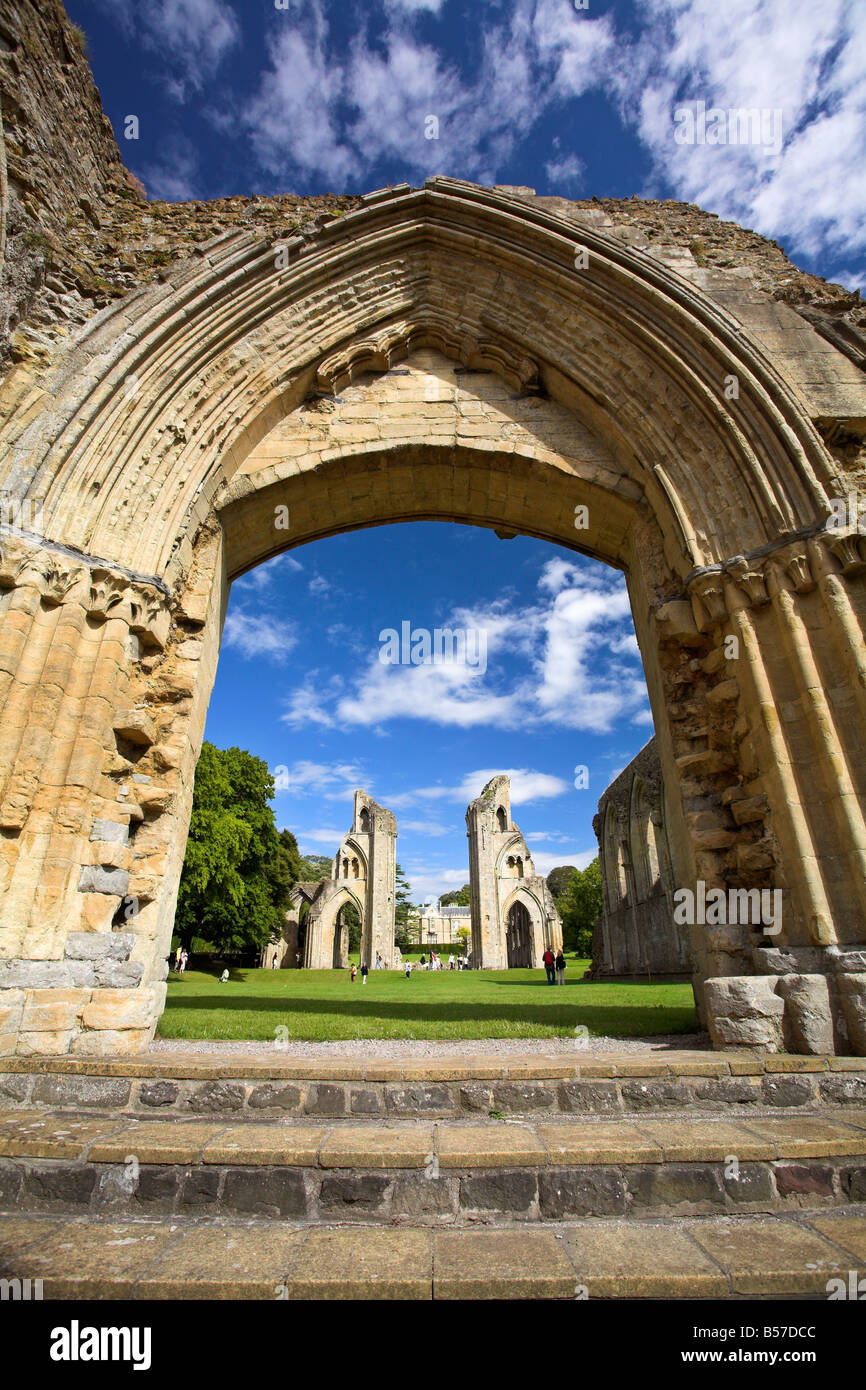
315, 317, 541, 396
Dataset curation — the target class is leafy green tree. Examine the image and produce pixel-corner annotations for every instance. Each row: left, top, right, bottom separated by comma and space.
456, 925, 471, 954
546, 865, 579, 900
176, 743, 291, 954
557, 858, 603, 955
297, 853, 333, 881
394, 863, 415, 948
439, 883, 470, 907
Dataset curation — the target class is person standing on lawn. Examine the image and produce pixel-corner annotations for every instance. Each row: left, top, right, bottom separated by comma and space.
360, 962, 369, 984
405, 960, 412, 979
555, 950, 566, 985
350, 964, 357, 983
542, 947, 555, 984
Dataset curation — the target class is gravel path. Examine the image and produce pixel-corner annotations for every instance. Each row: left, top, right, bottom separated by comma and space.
150, 1033, 710, 1059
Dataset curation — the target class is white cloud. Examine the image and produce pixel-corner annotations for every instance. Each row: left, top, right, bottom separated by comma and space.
273, 760, 365, 798
544, 151, 585, 195
623, 0, 866, 273
96, 0, 240, 99
280, 556, 650, 733
222, 606, 296, 663
412, 767, 571, 805
528, 847, 598, 877
241, 0, 614, 188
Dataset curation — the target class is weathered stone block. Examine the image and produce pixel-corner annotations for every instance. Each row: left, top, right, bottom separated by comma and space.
490, 1083, 556, 1113
65, 931, 136, 961
723, 1163, 775, 1203
138, 1081, 179, 1108
81, 988, 156, 1030
89, 819, 129, 844
222, 1168, 307, 1218
0, 961, 72, 990
838, 974, 866, 1054
391, 1176, 456, 1216
760, 1074, 815, 1107
248, 1083, 302, 1111
385, 1085, 451, 1115
183, 1081, 245, 1113
23, 1163, 97, 1208
21, 988, 88, 1032
620, 1079, 692, 1110
350, 1089, 381, 1115
78, 865, 129, 896
460, 1171, 537, 1213
537, 1167, 627, 1218
692, 1078, 759, 1107
775, 973, 834, 1055
112, 709, 156, 746
774, 1164, 835, 1198
557, 1080, 621, 1113
304, 1083, 346, 1116
819, 1074, 866, 1106
180, 1169, 222, 1207
704, 975, 784, 1051
319, 1174, 390, 1211
31, 1075, 131, 1108
629, 1164, 726, 1212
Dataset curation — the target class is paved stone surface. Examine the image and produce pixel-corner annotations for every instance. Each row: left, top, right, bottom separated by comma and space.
0, 1114, 125, 1159
741, 1116, 866, 1157
136, 1225, 306, 1299
806, 1213, 866, 1262
433, 1229, 577, 1299
286, 1227, 432, 1299
536, 1122, 662, 1164
0, 1220, 176, 1297
88, 1122, 230, 1164
436, 1124, 548, 1168
202, 1126, 328, 1167
564, 1223, 729, 1298
318, 1125, 433, 1169
633, 1120, 775, 1162
688, 1218, 850, 1294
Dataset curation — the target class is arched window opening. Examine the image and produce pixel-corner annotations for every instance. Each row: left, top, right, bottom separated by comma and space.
359, 807, 370, 832
496, 806, 507, 831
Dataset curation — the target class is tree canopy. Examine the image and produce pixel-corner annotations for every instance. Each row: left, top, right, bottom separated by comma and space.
175, 743, 293, 953
553, 858, 603, 955
439, 882, 471, 907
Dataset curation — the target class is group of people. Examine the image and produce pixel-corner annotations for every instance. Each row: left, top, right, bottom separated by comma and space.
172, 946, 189, 974
418, 951, 464, 971
542, 947, 567, 984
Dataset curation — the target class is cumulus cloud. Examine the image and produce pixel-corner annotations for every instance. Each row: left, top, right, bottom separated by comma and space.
95, 0, 240, 99
222, 606, 296, 663
280, 556, 650, 733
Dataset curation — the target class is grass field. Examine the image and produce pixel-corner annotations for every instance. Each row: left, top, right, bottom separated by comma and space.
158, 961, 698, 1042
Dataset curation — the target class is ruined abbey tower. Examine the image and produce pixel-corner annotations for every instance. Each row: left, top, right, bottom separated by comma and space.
280, 791, 397, 970
466, 776, 563, 969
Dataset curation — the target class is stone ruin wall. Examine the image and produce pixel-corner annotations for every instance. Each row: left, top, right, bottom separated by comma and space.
590, 736, 690, 981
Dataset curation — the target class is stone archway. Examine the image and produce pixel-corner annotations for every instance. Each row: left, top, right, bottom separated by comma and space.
1, 179, 865, 1055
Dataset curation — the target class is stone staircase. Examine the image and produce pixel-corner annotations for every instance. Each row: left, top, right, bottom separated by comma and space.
1, 1050, 865, 1299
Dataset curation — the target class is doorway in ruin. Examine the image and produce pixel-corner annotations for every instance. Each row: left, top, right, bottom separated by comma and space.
506, 901, 533, 969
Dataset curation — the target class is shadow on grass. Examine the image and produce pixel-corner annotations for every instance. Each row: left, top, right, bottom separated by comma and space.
161, 991, 697, 1033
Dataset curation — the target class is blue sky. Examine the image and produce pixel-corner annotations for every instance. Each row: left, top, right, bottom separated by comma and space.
67, 0, 865, 900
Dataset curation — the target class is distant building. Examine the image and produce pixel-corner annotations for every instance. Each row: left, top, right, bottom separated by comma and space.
411, 904, 471, 948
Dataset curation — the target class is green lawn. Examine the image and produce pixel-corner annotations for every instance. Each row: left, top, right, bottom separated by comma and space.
158, 962, 698, 1042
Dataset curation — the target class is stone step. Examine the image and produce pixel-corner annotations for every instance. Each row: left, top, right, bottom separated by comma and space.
3, 1052, 864, 1119
3, 1109, 865, 1222
2, 1208, 865, 1299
